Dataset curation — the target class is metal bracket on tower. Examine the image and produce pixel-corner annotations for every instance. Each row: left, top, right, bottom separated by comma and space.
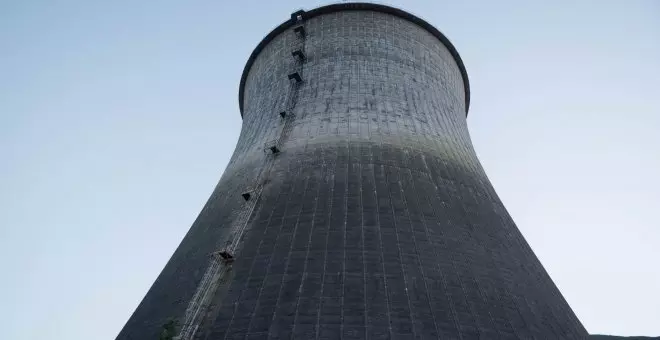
268, 145, 280, 154
293, 25, 306, 39
291, 9, 306, 38
291, 49, 306, 62
213, 250, 234, 263
288, 72, 302, 83
264, 140, 280, 154
291, 9, 305, 22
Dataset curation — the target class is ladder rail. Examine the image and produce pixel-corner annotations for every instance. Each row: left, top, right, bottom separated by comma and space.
177, 260, 230, 340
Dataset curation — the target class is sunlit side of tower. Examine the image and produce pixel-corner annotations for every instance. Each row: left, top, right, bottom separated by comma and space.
117, 3, 587, 339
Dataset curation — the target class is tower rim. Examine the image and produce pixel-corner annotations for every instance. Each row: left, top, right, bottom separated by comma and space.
237, 2, 471, 117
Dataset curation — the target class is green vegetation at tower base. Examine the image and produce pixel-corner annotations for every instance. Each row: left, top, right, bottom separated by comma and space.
159, 320, 177, 340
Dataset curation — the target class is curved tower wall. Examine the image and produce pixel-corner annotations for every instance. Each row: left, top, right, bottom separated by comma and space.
117, 4, 587, 340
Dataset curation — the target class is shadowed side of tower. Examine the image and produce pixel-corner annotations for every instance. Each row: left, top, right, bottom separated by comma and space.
117, 3, 587, 339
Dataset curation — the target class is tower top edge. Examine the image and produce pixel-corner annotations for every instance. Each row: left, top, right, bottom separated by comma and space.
237, 2, 471, 118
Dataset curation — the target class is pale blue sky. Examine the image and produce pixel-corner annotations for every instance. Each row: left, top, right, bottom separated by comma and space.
1, 1, 659, 339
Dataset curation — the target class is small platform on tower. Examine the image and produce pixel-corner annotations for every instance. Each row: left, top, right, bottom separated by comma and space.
293, 25, 306, 38
288, 72, 302, 83
215, 250, 234, 263
292, 49, 306, 62
264, 140, 280, 154
291, 9, 305, 22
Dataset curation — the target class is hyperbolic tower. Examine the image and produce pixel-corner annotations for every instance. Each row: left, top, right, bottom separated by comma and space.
117, 3, 587, 339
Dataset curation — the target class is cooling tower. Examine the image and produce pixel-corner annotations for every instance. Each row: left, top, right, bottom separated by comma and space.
117, 3, 587, 339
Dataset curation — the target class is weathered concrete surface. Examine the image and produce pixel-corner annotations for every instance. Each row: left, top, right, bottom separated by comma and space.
117, 4, 587, 340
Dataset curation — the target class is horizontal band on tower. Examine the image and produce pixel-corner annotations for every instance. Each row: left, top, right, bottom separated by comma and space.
237, 2, 471, 117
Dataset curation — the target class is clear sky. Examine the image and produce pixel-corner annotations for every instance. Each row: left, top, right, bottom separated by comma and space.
1, 1, 659, 339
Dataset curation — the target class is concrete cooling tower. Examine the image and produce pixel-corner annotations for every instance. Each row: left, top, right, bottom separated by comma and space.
117, 3, 587, 339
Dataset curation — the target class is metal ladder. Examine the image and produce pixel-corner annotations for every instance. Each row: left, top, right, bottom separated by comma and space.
175, 10, 308, 340
264, 10, 307, 155
174, 184, 263, 340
